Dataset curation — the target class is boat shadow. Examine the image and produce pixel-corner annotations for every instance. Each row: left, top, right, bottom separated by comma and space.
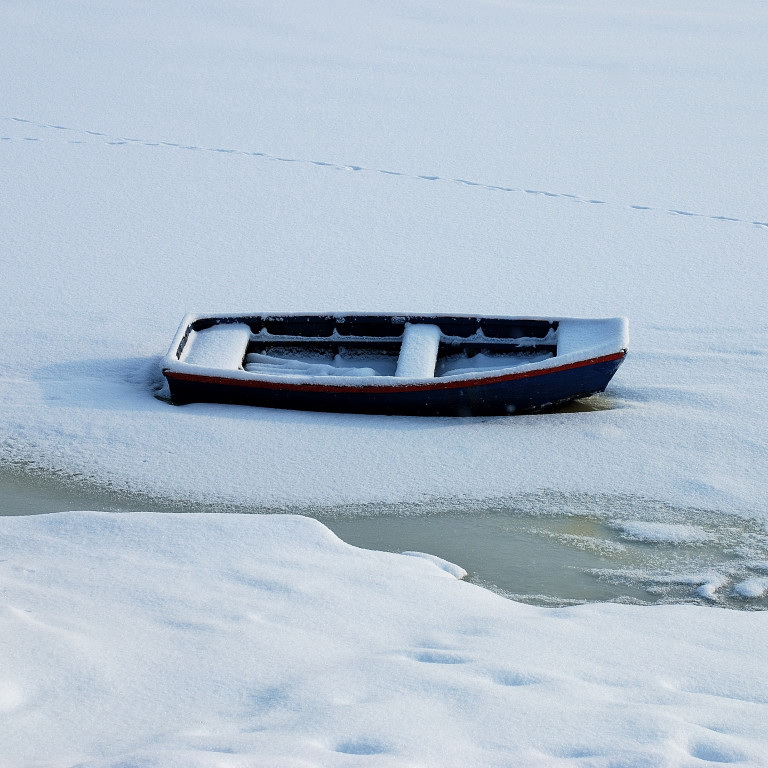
33, 356, 169, 412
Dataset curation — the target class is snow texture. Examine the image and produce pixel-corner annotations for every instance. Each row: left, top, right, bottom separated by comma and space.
734, 578, 768, 599
1, 0, 768, 763
182, 323, 251, 369
244, 352, 378, 378
400, 550, 468, 579
395, 323, 442, 378
1, 512, 767, 768
1, 0, 766, 514
613, 521, 715, 544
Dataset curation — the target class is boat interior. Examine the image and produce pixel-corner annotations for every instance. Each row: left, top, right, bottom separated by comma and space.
181, 315, 559, 379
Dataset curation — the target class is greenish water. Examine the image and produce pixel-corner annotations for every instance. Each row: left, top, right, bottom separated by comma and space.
2, 466, 767, 609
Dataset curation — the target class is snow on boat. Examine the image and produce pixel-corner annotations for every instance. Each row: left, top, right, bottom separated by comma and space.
161, 313, 628, 416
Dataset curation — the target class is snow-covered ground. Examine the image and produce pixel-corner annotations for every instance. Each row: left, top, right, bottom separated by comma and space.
2, 512, 768, 768
2, 0, 768, 764
2, 0, 766, 512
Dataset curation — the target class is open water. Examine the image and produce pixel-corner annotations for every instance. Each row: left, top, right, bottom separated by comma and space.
2, 466, 767, 609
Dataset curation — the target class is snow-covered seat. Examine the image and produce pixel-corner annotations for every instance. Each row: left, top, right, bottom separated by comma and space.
182, 323, 251, 370
395, 323, 442, 378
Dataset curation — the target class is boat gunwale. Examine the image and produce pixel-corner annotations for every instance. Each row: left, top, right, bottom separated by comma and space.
161, 312, 629, 393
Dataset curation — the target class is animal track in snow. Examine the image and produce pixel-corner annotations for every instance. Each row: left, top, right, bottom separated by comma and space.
334, 739, 391, 755
687, 738, 748, 764
408, 649, 469, 664
4, 115, 767, 230
491, 669, 544, 687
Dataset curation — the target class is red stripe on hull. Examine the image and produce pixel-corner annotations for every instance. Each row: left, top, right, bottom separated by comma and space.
164, 350, 626, 394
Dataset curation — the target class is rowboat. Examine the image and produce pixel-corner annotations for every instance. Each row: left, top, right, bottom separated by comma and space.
161, 313, 628, 416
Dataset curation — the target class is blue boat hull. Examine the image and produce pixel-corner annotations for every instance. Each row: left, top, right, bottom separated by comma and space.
165, 352, 625, 416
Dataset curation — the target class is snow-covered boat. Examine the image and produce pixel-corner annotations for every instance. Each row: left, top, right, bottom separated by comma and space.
161, 313, 628, 416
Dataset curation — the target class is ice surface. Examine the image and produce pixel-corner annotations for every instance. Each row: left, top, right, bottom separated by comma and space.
1, 511, 767, 767
1, 0, 768, 761
1, 0, 766, 513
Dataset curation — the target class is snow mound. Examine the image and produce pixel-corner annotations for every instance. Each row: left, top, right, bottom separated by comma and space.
734, 578, 768, 599
613, 521, 715, 544
2, 512, 768, 767
400, 550, 467, 579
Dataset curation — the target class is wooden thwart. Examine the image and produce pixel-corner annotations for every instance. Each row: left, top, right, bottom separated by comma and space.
183, 324, 251, 369
395, 323, 442, 378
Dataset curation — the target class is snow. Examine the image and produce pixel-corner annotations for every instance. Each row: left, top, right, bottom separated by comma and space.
244, 352, 379, 378
436, 350, 553, 375
612, 521, 715, 544
1, 124, 764, 510
2, 511, 768, 768
695, 573, 731, 602
400, 550, 468, 579
1, 0, 768, 763
182, 323, 251, 369
734, 578, 768, 599
555, 317, 629, 362
394, 323, 442, 378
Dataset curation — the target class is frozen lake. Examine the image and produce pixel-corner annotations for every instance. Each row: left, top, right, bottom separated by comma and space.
4, 467, 766, 610
3, 0, 768, 763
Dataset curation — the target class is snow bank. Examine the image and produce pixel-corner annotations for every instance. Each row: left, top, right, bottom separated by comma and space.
2, 511, 767, 767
